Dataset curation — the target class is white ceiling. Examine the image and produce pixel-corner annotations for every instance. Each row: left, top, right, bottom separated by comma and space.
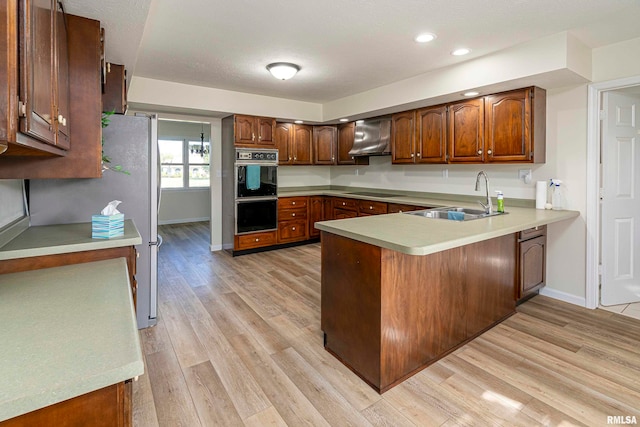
64, 0, 640, 105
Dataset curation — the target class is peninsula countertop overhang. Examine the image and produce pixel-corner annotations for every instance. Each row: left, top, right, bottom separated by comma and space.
315, 205, 579, 256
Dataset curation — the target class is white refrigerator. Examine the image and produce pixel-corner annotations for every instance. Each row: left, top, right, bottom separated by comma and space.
28, 114, 160, 329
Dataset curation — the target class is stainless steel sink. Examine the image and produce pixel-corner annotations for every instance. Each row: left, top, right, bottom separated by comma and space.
403, 206, 507, 221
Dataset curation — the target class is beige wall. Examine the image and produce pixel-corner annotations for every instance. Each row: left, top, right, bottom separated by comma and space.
159, 189, 210, 224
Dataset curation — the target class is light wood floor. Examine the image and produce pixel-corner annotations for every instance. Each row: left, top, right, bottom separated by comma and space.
133, 222, 640, 427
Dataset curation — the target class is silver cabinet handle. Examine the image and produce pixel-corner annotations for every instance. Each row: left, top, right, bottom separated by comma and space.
416, 152, 421, 157
487, 149, 492, 155
369, 206, 373, 210
410, 153, 414, 157
478, 150, 483, 155
292, 202, 296, 205
292, 213, 296, 217
252, 133, 255, 141
255, 238, 259, 242
342, 202, 346, 206
292, 227, 296, 231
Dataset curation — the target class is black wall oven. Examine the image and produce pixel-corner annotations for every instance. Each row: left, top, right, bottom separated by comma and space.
235, 148, 278, 234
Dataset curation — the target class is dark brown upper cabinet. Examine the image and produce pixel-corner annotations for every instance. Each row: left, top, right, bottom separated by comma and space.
233, 115, 276, 147
313, 125, 336, 165
391, 111, 416, 164
275, 122, 312, 165
415, 105, 447, 163
447, 98, 485, 163
484, 87, 546, 163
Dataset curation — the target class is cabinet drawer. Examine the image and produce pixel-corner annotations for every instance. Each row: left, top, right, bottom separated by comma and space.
278, 219, 308, 243
387, 203, 422, 213
357, 200, 388, 215
278, 197, 308, 209
278, 206, 307, 220
518, 225, 546, 241
236, 231, 277, 250
334, 207, 358, 219
332, 197, 358, 211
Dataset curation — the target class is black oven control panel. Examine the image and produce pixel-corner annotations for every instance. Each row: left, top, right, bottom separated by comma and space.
236, 148, 278, 162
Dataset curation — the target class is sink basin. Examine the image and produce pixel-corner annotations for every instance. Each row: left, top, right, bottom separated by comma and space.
404, 206, 507, 221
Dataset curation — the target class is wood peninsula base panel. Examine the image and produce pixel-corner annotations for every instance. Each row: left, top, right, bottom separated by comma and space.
0, 381, 131, 427
320, 232, 517, 393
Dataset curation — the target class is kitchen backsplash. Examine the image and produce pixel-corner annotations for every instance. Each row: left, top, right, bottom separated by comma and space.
0, 180, 26, 230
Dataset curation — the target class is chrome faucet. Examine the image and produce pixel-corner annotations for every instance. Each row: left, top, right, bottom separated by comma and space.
475, 171, 493, 214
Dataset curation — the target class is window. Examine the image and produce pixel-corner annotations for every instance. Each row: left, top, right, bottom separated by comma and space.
159, 138, 210, 189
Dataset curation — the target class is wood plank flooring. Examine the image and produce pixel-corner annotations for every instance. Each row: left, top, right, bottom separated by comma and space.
134, 222, 640, 426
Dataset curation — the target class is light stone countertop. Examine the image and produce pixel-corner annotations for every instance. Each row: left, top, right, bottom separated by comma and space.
0, 258, 144, 421
0, 220, 142, 261
278, 188, 579, 255
315, 206, 579, 255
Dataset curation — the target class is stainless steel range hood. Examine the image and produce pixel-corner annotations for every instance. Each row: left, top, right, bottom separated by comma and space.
348, 116, 392, 157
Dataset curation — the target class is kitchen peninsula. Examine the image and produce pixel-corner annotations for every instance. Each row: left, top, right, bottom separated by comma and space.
316, 205, 578, 393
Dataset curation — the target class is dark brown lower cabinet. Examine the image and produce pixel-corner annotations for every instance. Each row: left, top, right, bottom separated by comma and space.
0, 381, 131, 427
517, 225, 547, 302
321, 232, 516, 393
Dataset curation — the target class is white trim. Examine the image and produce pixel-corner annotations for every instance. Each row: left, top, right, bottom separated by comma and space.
586, 75, 640, 310
222, 243, 234, 251
539, 287, 586, 307
210, 244, 223, 252
159, 217, 210, 225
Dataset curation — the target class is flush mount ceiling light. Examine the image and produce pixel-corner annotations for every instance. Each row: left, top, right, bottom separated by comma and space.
451, 48, 471, 56
294, 120, 304, 124
463, 91, 479, 97
414, 33, 436, 43
266, 62, 300, 80
339, 118, 349, 122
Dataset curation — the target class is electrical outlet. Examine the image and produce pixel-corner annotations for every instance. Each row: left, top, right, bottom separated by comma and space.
442, 169, 449, 179
518, 169, 532, 184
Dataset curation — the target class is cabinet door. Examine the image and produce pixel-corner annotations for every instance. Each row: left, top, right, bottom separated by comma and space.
518, 234, 546, 299
275, 122, 292, 164
415, 105, 446, 163
391, 111, 416, 164
448, 98, 484, 163
102, 63, 127, 114
0, 0, 18, 145
54, 0, 69, 149
485, 88, 530, 162
278, 219, 308, 243
292, 124, 312, 165
337, 122, 353, 164
20, 0, 56, 146
313, 125, 336, 165
309, 196, 324, 238
234, 115, 256, 144
257, 117, 275, 145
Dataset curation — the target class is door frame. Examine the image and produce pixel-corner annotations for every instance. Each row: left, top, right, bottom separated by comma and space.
586, 76, 640, 309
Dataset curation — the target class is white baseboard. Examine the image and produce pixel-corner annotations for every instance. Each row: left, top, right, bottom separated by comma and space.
539, 287, 587, 308
158, 217, 210, 225
222, 243, 234, 251
210, 244, 222, 252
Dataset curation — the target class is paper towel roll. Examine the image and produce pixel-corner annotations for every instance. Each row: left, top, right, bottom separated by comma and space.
535, 181, 547, 209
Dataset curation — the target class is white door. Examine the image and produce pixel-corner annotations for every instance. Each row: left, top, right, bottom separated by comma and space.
601, 91, 640, 305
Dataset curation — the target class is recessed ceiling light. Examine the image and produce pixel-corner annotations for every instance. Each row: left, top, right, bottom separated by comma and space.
294, 120, 303, 124
463, 91, 479, 97
355, 120, 365, 125
451, 48, 471, 56
415, 33, 436, 43
339, 118, 349, 122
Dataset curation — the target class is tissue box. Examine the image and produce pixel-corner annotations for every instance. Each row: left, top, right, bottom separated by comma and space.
91, 214, 124, 239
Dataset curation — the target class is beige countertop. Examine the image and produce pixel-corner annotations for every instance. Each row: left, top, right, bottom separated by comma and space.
282, 189, 579, 255
0, 219, 142, 261
0, 258, 144, 421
